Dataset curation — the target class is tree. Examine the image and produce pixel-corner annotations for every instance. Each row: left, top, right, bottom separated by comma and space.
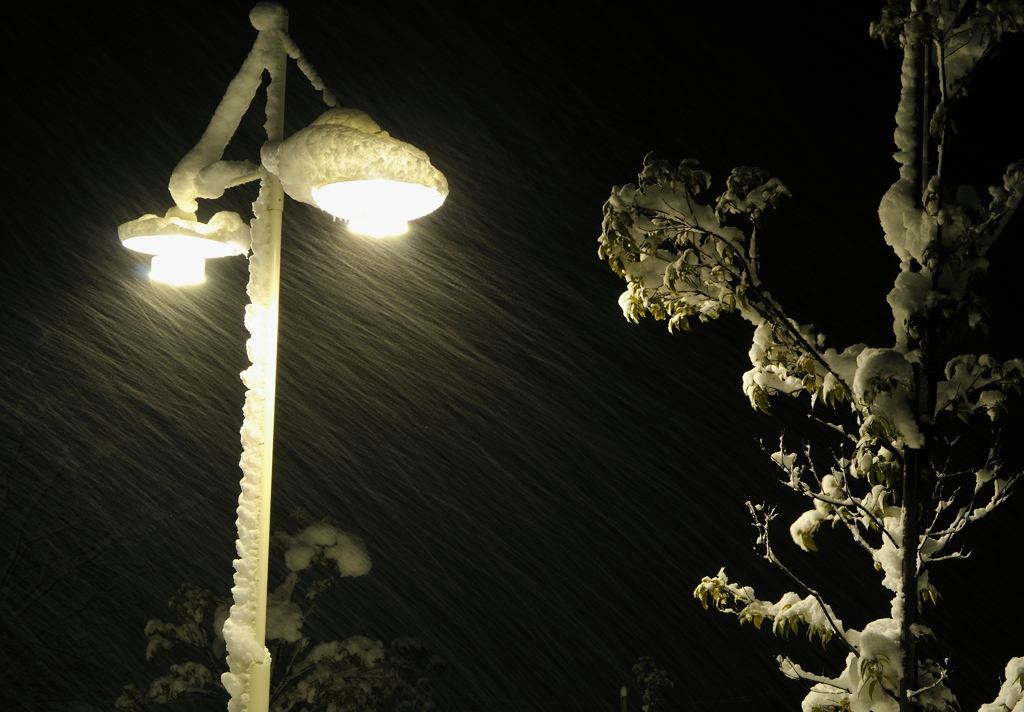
117, 521, 442, 712
631, 656, 674, 712
598, 3, 1024, 711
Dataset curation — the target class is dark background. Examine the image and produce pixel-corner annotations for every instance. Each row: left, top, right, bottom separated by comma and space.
3, 3, 1022, 711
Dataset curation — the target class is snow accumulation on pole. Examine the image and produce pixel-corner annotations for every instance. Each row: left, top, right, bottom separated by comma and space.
219, 5, 288, 712
223, 167, 283, 712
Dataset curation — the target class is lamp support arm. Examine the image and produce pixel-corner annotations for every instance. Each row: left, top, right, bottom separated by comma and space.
167, 2, 338, 215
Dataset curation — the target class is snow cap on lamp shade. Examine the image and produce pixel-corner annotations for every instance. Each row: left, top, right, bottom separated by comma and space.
118, 209, 251, 257
262, 108, 448, 230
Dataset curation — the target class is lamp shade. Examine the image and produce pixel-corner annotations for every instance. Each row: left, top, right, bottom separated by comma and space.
119, 209, 250, 285
262, 108, 448, 236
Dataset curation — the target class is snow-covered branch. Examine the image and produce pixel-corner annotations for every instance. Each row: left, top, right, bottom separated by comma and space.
693, 565, 849, 651
767, 440, 898, 556
978, 656, 1024, 712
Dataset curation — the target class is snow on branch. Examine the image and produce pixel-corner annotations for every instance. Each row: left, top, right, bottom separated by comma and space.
978, 656, 1024, 712
693, 566, 847, 649
598, 157, 868, 419
935, 354, 1024, 421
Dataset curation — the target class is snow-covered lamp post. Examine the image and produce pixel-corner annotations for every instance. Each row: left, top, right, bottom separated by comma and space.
117, 5, 447, 711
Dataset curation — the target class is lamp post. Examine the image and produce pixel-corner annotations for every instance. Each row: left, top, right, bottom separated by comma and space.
118, 5, 447, 711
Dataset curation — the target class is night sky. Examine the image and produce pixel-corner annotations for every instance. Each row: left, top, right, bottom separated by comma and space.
3, 3, 1022, 711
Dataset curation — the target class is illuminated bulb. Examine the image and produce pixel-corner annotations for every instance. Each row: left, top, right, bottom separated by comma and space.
150, 253, 206, 285
312, 179, 445, 237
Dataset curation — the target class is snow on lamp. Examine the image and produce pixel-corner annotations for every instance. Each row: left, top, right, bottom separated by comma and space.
262, 108, 448, 237
119, 208, 250, 285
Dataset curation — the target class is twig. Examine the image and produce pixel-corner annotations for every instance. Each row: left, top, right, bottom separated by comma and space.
746, 501, 856, 655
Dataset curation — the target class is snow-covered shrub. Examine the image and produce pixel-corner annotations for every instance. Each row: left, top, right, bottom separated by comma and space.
116, 521, 442, 712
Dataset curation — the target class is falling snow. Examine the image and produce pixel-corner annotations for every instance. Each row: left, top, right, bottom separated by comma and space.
3, 3, 1023, 712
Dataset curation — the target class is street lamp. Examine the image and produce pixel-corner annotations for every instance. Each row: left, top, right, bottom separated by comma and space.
117, 5, 447, 711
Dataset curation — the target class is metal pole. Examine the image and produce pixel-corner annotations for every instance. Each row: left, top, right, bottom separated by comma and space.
245, 5, 287, 711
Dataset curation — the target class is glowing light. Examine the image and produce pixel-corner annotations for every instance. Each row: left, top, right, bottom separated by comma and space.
150, 253, 206, 285
121, 233, 246, 259
348, 218, 409, 238
312, 179, 445, 237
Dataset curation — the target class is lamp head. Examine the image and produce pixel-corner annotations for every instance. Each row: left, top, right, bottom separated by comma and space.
262, 108, 448, 237
118, 208, 250, 285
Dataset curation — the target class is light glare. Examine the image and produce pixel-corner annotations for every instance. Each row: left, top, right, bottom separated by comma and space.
150, 254, 206, 285
122, 233, 243, 258
348, 218, 409, 238
312, 179, 445, 230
